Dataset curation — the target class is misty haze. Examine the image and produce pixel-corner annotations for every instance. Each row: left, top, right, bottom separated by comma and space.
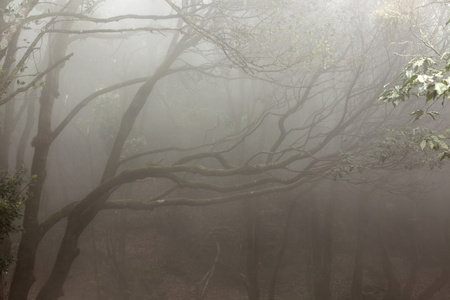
1, 0, 450, 299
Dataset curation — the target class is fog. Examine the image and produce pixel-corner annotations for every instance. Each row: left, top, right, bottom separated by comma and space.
1, 0, 450, 299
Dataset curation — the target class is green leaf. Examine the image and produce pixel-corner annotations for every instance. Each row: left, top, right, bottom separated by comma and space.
413, 58, 425, 69
423, 57, 436, 70
435, 82, 448, 95
411, 109, 424, 121
420, 139, 426, 150
445, 63, 450, 72
402, 74, 418, 89
427, 111, 440, 120
426, 90, 436, 102
428, 140, 435, 149
439, 150, 450, 160
439, 141, 449, 150
417, 74, 427, 83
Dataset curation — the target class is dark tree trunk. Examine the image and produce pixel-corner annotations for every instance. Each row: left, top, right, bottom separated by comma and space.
89, 222, 102, 300
268, 198, 297, 300
8, 13, 72, 300
307, 192, 336, 300
8, 75, 59, 300
243, 199, 261, 300
304, 198, 315, 300
416, 202, 450, 300
35, 35, 197, 300
0, 100, 13, 169
401, 204, 420, 300
15, 95, 36, 169
0, 23, 20, 169
0, 84, 14, 300
315, 195, 336, 300
351, 195, 369, 300
379, 202, 402, 300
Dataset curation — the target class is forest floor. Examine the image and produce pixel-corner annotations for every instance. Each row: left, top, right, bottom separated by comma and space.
20, 207, 450, 300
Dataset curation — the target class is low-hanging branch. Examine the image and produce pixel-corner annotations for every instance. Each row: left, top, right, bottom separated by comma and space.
102, 177, 310, 211
38, 153, 322, 239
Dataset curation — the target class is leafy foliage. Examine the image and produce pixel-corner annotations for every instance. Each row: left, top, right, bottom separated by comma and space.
379, 54, 450, 109
0, 168, 31, 273
378, 49, 450, 159
326, 152, 364, 180
367, 127, 446, 169
327, 127, 447, 180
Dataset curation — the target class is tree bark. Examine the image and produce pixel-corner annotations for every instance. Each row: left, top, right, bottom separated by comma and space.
416, 202, 450, 300
379, 201, 402, 300
401, 204, 420, 300
307, 192, 336, 300
35, 34, 198, 300
0, 17, 21, 170
89, 222, 102, 300
15, 95, 36, 169
0, 38, 16, 295
268, 198, 296, 300
0, 100, 13, 169
315, 194, 336, 300
8, 11, 72, 300
304, 198, 315, 300
243, 199, 261, 300
8, 82, 58, 300
351, 194, 369, 300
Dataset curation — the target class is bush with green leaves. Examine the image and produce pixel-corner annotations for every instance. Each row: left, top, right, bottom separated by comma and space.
0, 169, 31, 273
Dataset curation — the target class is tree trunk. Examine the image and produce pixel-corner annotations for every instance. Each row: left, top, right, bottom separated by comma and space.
304, 198, 315, 300
15, 95, 36, 169
0, 100, 13, 169
315, 194, 336, 300
89, 222, 102, 300
35, 35, 197, 300
34, 74, 160, 300
0, 79, 14, 300
268, 198, 296, 300
416, 202, 450, 300
401, 204, 420, 300
307, 192, 336, 300
243, 199, 260, 300
0, 18, 21, 169
351, 194, 369, 300
8, 74, 60, 300
379, 201, 402, 300
8, 15, 72, 300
